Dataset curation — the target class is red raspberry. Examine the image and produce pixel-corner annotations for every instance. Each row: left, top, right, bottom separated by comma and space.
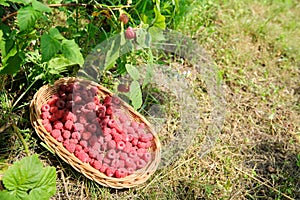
142, 152, 152, 162
48, 95, 59, 106
82, 131, 92, 140
136, 159, 147, 169
41, 112, 50, 120
131, 121, 139, 131
89, 135, 98, 147
119, 152, 128, 160
94, 96, 100, 105
107, 119, 116, 128
139, 133, 153, 142
54, 109, 65, 120
125, 158, 136, 169
89, 86, 98, 95
126, 127, 135, 135
112, 133, 122, 143
101, 142, 108, 151
127, 168, 135, 175
64, 120, 74, 131
132, 138, 138, 146
59, 92, 67, 101
139, 123, 145, 129
43, 123, 52, 132
41, 104, 50, 112
127, 134, 134, 142
97, 105, 106, 118
137, 148, 147, 157
83, 147, 89, 153
74, 123, 84, 132
112, 96, 121, 105
118, 113, 129, 123
104, 96, 112, 105
105, 167, 115, 177
87, 124, 97, 133
66, 83, 74, 93
125, 27, 136, 40
79, 116, 87, 124
98, 136, 104, 145
115, 168, 128, 178
79, 140, 88, 148
102, 127, 112, 136
107, 140, 116, 149
99, 163, 108, 173
65, 143, 76, 153
53, 121, 63, 130
145, 141, 152, 148
42, 119, 50, 125
118, 160, 125, 168
91, 160, 102, 170
137, 141, 147, 149
57, 136, 64, 142
51, 129, 61, 139
104, 134, 112, 142
66, 93, 73, 101
106, 106, 113, 115
59, 84, 67, 92
128, 150, 137, 158
119, 13, 129, 24
103, 157, 111, 164
72, 132, 81, 140
96, 153, 105, 162
75, 144, 83, 152
92, 142, 101, 151
106, 149, 117, 160
77, 151, 90, 163
63, 139, 70, 147
62, 130, 71, 139
123, 142, 133, 153
116, 141, 125, 150
56, 99, 65, 109
64, 111, 76, 122
110, 159, 119, 168
70, 139, 79, 144
74, 95, 82, 103
49, 106, 58, 114
86, 112, 97, 121
89, 149, 98, 158
85, 102, 96, 110
117, 84, 130, 93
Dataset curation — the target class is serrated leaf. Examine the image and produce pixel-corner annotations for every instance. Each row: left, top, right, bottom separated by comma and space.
47, 56, 72, 74
153, 6, 166, 29
17, 6, 42, 31
49, 28, 64, 40
129, 80, 143, 110
41, 32, 62, 62
32, 0, 51, 13
61, 39, 84, 66
0, 190, 15, 200
2, 155, 56, 200
125, 64, 140, 80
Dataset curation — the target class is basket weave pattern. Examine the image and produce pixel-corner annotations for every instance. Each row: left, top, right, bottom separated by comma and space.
30, 77, 161, 189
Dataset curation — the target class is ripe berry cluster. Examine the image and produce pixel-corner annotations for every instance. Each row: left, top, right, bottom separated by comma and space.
41, 82, 154, 178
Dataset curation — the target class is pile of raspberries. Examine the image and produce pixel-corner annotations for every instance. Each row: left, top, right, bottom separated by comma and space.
40, 82, 154, 178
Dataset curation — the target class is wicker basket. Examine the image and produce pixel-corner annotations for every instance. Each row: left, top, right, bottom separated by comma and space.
30, 77, 161, 189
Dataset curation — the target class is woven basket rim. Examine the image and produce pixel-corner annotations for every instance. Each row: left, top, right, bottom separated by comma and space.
30, 77, 161, 189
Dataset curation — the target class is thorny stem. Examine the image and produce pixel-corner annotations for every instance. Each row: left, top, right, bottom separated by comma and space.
12, 121, 29, 156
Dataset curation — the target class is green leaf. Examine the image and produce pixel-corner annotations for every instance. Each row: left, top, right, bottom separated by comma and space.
0, 52, 23, 75
2, 155, 56, 200
32, 0, 51, 13
149, 26, 165, 42
125, 64, 140, 80
136, 29, 151, 48
41, 31, 62, 62
153, 6, 166, 29
17, 6, 42, 31
129, 80, 143, 110
0, 190, 15, 200
61, 39, 84, 66
0, 30, 5, 55
47, 56, 72, 74
49, 28, 64, 40
104, 39, 120, 70
9, 0, 32, 5
0, 0, 9, 6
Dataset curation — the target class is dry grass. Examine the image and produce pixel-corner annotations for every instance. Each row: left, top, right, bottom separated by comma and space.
1, 0, 299, 199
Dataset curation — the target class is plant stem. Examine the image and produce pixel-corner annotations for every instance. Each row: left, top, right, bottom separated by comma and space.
12, 121, 29, 156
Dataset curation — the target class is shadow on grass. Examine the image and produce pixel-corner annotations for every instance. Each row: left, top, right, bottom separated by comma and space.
244, 140, 300, 199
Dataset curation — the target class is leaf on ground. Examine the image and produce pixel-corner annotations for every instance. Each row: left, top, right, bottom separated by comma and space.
61, 39, 84, 66
2, 155, 56, 200
17, 6, 42, 31
129, 80, 143, 110
41, 32, 62, 62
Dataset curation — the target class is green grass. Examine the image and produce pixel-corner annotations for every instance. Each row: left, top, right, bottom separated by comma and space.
1, 0, 300, 199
